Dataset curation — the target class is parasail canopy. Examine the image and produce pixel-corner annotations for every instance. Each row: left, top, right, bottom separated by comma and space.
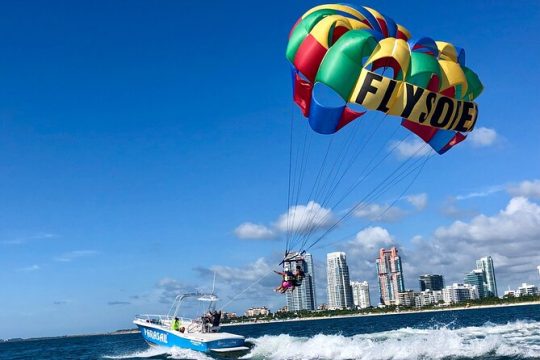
286, 3, 483, 155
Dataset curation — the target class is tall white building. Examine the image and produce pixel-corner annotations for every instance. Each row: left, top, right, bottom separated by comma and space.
537, 265, 540, 277
476, 256, 498, 297
351, 281, 371, 309
285, 253, 317, 311
326, 252, 354, 309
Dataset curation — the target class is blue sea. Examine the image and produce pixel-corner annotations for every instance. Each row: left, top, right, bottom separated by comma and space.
1, 304, 539, 360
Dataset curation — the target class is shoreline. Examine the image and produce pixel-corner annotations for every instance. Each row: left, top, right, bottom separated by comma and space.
4, 301, 538, 342
222, 301, 540, 327
0, 329, 141, 344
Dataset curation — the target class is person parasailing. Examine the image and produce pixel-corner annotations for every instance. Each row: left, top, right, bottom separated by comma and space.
274, 269, 295, 293
274, 251, 307, 294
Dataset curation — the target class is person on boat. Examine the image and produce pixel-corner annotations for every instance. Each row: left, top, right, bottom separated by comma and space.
202, 311, 215, 332
211, 310, 222, 327
274, 270, 295, 293
171, 317, 181, 331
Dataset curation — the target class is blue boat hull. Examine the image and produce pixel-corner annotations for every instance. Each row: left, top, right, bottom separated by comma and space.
136, 324, 246, 353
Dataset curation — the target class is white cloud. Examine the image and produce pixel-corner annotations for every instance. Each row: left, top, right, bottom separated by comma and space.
2, 233, 56, 245
18, 264, 40, 272
234, 222, 276, 240
194, 257, 283, 310
508, 179, 540, 199
455, 185, 504, 200
406, 193, 428, 210
276, 201, 334, 234
468, 127, 497, 147
434, 197, 540, 242
236, 201, 334, 240
390, 138, 433, 159
407, 197, 540, 290
353, 203, 406, 222
210, 258, 273, 283
54, 250, 98, 262
348, 226, 395, 252
440, 197, 477, 219
352, 195, 426, 223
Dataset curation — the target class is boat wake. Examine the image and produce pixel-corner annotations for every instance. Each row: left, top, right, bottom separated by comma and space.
103, 345, 213, 360
241, 320, 540, 360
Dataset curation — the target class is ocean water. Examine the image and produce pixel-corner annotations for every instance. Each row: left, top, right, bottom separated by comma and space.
1, 304, 539, 360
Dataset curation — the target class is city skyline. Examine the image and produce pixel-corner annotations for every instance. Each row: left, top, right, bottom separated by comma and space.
284, 248, 535, 310
268, 247, 538, 313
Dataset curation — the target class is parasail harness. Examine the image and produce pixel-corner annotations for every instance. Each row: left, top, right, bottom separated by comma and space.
280, 251, 306, 286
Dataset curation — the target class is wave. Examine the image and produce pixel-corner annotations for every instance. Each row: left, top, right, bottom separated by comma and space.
241, 320, 540, 360
103, 345, 213, 360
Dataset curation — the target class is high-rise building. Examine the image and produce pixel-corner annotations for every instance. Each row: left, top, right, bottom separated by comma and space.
285, 253, 317, 311
376, 247, 405, 305
419, 274, 444, 291
351, 281, 371, 309
537, 265, 540, 277
326, 252, 354, 309
476, 256, 498, 297
464, 269, 487, 298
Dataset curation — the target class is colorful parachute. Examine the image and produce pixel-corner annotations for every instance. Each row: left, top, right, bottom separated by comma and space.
286, 4, 483, 154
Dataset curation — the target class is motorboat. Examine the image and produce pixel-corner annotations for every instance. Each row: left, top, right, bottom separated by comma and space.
134, 292, 249, 353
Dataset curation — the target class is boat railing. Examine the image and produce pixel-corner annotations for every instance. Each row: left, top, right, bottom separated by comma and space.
135, 314, 192, 327
135, 313, 222, 334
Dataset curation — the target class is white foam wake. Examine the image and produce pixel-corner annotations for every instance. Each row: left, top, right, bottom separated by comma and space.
242, 320, 540, 360
103, 345, 213, 360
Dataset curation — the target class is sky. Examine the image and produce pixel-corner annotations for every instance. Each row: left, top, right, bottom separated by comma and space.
0, 0, 539, 339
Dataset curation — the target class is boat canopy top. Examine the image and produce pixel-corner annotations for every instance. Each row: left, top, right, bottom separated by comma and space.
167, 292, 219, 319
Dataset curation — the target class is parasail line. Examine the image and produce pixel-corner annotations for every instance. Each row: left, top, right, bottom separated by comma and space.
304, 142, 431, 252
285, 102, 295, 253
311, 152, 433, 251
